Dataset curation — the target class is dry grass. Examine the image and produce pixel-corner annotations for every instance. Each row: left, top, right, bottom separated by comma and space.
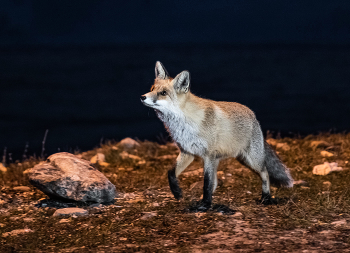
1, 133, 350, 252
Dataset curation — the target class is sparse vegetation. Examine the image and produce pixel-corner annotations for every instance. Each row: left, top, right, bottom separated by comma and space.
1, 133, 350, 251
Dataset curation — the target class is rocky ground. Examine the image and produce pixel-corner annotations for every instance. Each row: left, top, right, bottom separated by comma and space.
1, 134, 350, 252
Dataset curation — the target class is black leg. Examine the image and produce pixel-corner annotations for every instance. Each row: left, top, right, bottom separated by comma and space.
202, 170, 213, 206
168, 167, 182, 200
260, 191, 278, 205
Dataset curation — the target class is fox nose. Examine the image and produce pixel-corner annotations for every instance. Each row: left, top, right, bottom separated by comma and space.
141, 95, 147, 101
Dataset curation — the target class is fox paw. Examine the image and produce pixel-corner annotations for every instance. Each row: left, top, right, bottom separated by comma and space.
168, 170, 183, 200
260, 193, 278, 205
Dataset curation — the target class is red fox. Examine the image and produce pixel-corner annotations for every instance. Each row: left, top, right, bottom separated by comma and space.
141, 62, 293, 209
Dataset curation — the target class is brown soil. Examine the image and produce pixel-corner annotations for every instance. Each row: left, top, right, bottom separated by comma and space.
1, 133, 350, 252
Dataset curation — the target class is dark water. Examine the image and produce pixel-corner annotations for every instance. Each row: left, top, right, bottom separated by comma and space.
1, 45, 350, 160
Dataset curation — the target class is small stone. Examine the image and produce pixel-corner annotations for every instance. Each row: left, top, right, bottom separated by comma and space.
182, 168, 203, 177
152, 202, 159, 207
128, 154, 142, 160
137, 160, 146, 165
0, 223, 5, 227
232, 212, 243, 217
13, 186, 31, 192
118, 167, 125, 171
195, 212, 206, 218
119, 138, 140, 149
119, 237, 128, 241
157, 155, 177, 160
276, 143, 290, 151
98, 162, 110, 167
126, 167, 134, 171
226, 173, 232, 177
293, 180, 309, 187
0, 164, 7, 173
119, 151, 130, 159
310, 141, 330, 149
140, 211, 157, 220
313, 162, 343, 175
266, 138, 277, 146
119, 151, 141, 161
323, 181, 332, 188
90, 153, 106, 164
217, 171, 224, 176
246, 191, 252, 194
53, 208, 88, 217
59, 218, 70, 223
331, 219, 347, 227
301, 186, 310, 189
89, 203, 103, 208
23, 218, 35, 222
123, 193, 136, 199
2, 228, 34, 237
320, 151, 334, 157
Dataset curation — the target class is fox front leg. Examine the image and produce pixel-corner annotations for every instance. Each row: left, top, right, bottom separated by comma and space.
200, 157, 220, 210
168, 151, 194, 200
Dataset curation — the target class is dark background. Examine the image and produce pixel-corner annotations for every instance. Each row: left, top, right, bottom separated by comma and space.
1, 0, 350, 161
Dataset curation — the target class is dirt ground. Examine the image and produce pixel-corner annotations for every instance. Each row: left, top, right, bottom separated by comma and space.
1, 133, 350, 252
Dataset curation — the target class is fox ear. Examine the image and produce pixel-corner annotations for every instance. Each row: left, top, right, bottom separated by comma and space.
173, 71, 190, 93
155, 61, 169, 79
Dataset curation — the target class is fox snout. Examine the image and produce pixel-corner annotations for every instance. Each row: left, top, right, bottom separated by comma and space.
140, 93, 154, 107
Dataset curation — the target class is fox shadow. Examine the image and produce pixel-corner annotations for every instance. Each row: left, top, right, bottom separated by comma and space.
184, 201, 236, 214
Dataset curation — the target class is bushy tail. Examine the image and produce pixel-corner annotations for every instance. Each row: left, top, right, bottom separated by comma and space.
264, 141, 293, 188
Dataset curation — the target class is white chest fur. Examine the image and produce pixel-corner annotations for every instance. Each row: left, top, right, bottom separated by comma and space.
156, 110, 208, 155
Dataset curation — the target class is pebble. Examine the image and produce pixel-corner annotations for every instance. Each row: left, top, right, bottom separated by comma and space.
331, 219, 347, 227
140, 211, 157, 220
123, 193, 136, 199
182, 168, 203, 177
119, 138, 140, 149
313, 162, 343, 175
2, 228, 34, 237
53, 208, 88, 217
320, 151, 334, 157
59, 218, 70, 223
13, 186, 31, 192
323, 181, 332, 188
276, 143, 291, 151
266, 138, 277, 146
90, 153, 106, 164
157, 155, 177, 160
0, 164, 7, 173
23, 218, 35, 222
310, 141, 330, 149
232, 212, 243, 218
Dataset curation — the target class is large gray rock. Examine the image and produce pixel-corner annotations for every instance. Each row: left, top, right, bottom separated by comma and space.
25, 152, 116, 203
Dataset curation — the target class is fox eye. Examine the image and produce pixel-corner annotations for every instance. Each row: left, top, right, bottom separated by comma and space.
160, 90, 167, 96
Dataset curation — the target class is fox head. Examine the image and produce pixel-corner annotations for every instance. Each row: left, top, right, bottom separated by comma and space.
141, 61, 191, 113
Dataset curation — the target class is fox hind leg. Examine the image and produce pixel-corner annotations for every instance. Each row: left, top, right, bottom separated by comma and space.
236, 151, 275, 205
168, 152, 194, 200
